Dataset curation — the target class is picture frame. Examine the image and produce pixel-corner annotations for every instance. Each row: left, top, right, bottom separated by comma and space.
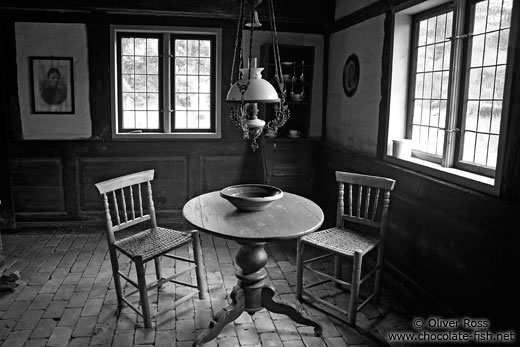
30, 57, 75, 114
342, 54, 360, 97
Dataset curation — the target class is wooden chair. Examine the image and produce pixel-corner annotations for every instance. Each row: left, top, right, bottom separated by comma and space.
95, 169, 207, 328
296, 171, 395, 325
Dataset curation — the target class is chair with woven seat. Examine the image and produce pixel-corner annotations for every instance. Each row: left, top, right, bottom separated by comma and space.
95, 169, 207, 328
296, 171, 395, 325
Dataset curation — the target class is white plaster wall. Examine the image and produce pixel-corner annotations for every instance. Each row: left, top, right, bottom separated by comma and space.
335, 0, 379, 20
326, 15, 385, 155
242, 31, 324, 137
15, 23, 92, 139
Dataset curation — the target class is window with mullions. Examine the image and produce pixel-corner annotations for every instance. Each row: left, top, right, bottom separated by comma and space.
172, 36, 215, 131
113, 27, 221, 138
118, 34, 163, 133
407, 0, 513, 177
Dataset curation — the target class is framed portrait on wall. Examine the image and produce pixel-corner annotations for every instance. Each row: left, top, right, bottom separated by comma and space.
30, 57, 75, 114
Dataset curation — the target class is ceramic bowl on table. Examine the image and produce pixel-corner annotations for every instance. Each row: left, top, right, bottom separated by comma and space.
220, 184, 283, 211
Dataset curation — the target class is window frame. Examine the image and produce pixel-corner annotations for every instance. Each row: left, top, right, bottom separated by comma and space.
386, 0, 516, 195
170, 33, 216, 134
110, 25, 222, 139
407, 4, 454, 165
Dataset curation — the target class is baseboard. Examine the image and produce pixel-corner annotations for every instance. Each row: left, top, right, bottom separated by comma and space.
384, 261, 456, 317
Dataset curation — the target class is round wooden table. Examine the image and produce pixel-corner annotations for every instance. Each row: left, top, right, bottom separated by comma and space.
183, 191, 324, 346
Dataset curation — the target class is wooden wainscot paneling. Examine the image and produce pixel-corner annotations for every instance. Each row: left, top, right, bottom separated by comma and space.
10, 157, 65, 213
200, 155, 260, 193
80, 157, 188, 213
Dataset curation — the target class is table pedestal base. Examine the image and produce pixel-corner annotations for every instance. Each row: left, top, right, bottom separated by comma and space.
193, 242, 322, 346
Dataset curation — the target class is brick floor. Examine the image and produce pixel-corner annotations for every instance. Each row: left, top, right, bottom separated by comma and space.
0, 228, 415, 346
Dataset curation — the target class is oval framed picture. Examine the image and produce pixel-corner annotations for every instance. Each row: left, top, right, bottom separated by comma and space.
343, 54, 360, 97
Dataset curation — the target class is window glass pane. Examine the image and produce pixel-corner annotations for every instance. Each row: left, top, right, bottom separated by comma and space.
460, 0, 511, 170
413, 100, 422, 124
146, 75, 159, 92
122, 75, 134, 92
122, 56, 134, 74
176, 94, 187, 110
493, 65, 505, 99
147, 57, 159, 74
135, 57, 146, 74
480, 67, 495, 99
135, 75, 146, 92
123, 93, 134, 110
483, 32, 499, 66
199, 94, 211, 110
175, 111, 187, 128
135, 93, 146, 110
487, 134, 499, 166
490, 101, 501, 134
187, 111, 199, 128
135, 111, 147, 128
122, 38, 134, 55
474, 133, 489, 165
118, 34, 161, 132
175, 58, 187, 74
123, 111, 135, 128
486, 0, 503, 32
175, 76, 187, 92
199, 76, 210, 93
416, 47, 425, 72
198, 111, 211, 128
476, 101, 492, 133
467, 68, 482, 99
187, 58, 198, 75
410, 10, 452, 158
497, 29, 509, 64
187, 93, 199, 110
146, 38, 158, 56
187, 76, 198, 92
470, 34, 485, 67
147, 93, 159, 110
147, 111, 160, 129
501, 0, 513, 28
172, 38, 213, 131
200, 41, 211, 57
462, 131, 476, 162
465, 101, 479, 131
135, 38, 147, 56
188, 40, 199, 56
199, 58, 211, 75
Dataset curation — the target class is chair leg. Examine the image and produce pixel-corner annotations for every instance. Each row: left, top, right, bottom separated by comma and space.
296, 238, 304, 300
192, 231, 208, 299
348, 250, 362, 325
334, 255, 342, 288
135, 257, 152, 328
108, 246, 124, 308
154, 257, 162, 289
374, 243, 386, 304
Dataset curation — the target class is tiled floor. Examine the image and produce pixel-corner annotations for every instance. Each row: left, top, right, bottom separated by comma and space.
0, 226, 415, 347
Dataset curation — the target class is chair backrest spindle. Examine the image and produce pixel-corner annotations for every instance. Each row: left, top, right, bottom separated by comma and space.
121, 188, 128, 223
129, 185, 136, 220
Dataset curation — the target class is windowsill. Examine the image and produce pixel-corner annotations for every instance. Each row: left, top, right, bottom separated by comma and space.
112, 132, 222, 140
385, 154, 498, 196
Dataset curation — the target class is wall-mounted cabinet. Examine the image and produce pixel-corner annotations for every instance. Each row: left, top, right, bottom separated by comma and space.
260, 44, 315, 138
259, 44, 315, 198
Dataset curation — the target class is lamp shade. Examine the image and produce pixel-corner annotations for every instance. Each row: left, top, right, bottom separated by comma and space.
226, 66, 280, 103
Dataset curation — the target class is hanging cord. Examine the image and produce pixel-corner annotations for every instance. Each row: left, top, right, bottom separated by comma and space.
265, 0, 290, 134
268, 0, 284, 98
230, 0, 246, 88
